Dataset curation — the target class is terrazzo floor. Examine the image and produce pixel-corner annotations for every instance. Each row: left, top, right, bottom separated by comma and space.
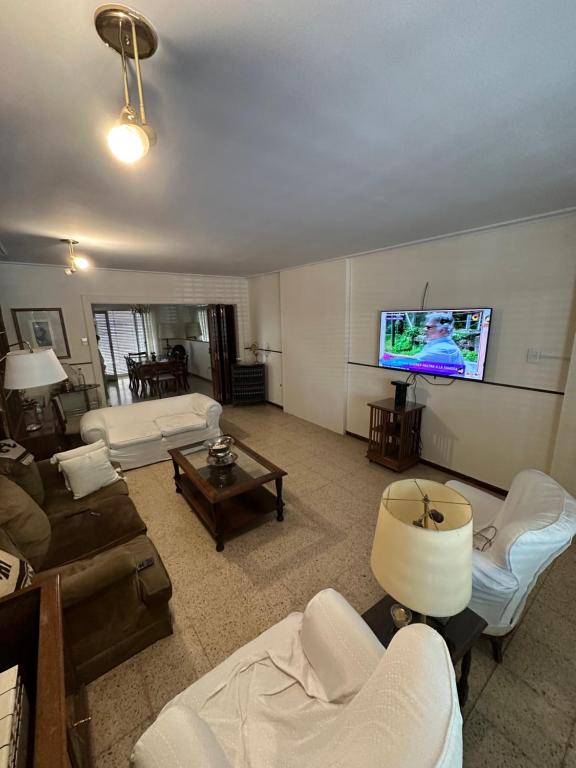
87, 404, 576, 767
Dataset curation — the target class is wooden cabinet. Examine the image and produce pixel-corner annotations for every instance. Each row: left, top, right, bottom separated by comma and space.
366, 398, 425, 472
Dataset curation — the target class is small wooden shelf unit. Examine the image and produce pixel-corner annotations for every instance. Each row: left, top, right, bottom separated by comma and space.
366, 398, 425, 472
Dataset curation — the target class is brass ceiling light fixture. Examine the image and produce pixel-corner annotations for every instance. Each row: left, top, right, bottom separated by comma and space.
61, 239, 90, 275
94, 4, 158, 164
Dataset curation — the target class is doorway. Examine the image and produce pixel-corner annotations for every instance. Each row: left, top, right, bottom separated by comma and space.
92, 304, 215, 406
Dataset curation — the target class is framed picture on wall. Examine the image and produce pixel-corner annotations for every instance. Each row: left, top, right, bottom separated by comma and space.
11, 308, 71, 359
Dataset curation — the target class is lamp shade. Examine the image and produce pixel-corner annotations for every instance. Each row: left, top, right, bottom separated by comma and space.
4, 349, 68, 390
158, 323, 181, 340
371, 479, 473, 618
185, 322, 202, 338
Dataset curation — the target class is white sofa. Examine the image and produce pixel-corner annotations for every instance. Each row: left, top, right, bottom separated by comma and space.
447, 470, 576, 653
80, 393, 222, 470
132, 589, 462, 768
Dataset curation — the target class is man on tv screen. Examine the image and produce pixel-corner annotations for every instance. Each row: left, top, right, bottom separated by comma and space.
415, 312, 464, 366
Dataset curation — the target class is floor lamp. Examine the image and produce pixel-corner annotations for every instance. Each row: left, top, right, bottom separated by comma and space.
2, 346, 68, 435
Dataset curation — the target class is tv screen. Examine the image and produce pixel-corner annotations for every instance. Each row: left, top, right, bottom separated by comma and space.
378, 308, 492, 381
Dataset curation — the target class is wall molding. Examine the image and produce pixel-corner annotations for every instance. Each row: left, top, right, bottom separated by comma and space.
346, 361, 565, 396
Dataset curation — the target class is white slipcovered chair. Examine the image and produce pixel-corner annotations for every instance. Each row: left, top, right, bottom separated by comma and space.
132, 589, 462, 768
447, 470, 576, 660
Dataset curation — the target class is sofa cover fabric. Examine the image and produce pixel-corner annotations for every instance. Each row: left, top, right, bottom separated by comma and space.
80, 393, 222, 469
0, 476, 51, 570
133, 589, 462, 768
0, 456, 45, 506
447, 470, 576, 635
37, 459, 129, 520
0, 462, 172, 684
38, 535, 172, 683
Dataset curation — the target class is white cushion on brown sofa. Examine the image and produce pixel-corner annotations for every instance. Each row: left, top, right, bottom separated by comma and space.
59, 448, 121, 500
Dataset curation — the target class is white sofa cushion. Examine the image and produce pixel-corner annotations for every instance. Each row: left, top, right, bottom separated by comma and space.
300, 588, 384, 702
59, 447, 121, 500
50, 439, 108, 465
155, 413, 207, 437
108, 424, 161, 449
133, 707, 231, 768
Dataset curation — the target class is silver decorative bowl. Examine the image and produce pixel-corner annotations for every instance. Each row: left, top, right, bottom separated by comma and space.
204, 435, 235, 460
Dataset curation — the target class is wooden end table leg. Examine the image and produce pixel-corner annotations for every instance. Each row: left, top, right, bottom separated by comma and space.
490, 636, 504, 664
275, 477, 284, 522
213, 503, 225, 552
172, 459, 182, 493
457, 649, 472, 707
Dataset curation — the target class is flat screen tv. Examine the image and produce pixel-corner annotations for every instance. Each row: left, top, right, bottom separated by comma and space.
378, 308, 492, 381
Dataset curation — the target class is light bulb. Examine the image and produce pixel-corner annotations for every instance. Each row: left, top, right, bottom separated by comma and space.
107, 123, 150, 163
73, 256, 90, 271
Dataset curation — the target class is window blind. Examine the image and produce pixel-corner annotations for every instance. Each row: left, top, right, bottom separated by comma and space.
94, 310, 146, 377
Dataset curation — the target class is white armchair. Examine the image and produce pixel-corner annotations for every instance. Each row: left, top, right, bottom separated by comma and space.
447, 470, 576, 660
132, 589, 462, 768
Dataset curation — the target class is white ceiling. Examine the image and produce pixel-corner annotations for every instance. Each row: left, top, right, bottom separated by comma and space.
1, 0, 576, 276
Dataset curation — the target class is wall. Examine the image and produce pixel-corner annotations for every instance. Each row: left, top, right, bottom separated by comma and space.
551, 330, 576, 495
280, 260, 348, 433
347, 214, 576, 489
186, 340, 212, 380
247, 273, 283, 405
0, 263, 249, 399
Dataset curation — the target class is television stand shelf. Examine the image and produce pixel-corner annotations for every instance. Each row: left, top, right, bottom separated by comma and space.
366, 398, 425, 472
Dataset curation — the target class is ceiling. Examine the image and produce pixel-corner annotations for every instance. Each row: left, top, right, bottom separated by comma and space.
1, 0, 576, 276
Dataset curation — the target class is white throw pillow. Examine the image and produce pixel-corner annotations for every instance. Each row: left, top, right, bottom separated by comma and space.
50, 440, 108, 465
59, 447, 121, 500
0, 549, 34, 598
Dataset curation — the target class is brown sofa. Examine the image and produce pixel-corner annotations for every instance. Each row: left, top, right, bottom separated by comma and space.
0, 457, 172, 685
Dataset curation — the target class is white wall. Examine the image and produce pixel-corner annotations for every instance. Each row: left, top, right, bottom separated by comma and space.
551, 330, 576, 495
186, 340, 212, 381
0, 263, 248, 398
347, 214, 576, 488
280, 260, 348, 433
247, 273, 283, 405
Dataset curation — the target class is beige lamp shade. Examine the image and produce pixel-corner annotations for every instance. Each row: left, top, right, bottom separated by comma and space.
370, 479, 473, 618
158, 323, 181, 340
4, 349, 68, 390
185, 322, 202, 338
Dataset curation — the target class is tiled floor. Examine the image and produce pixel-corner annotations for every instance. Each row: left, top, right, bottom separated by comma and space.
87, 404, 576, 767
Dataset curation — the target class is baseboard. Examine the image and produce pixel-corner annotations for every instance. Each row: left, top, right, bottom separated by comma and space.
265, 400, 283, 409
345, 430, 507, 496
189, 374, 212, 383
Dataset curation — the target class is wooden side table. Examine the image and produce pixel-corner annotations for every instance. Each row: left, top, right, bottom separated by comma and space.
15, 412, 65, 460
362, 595, 487, 706
366, 398, 425, 471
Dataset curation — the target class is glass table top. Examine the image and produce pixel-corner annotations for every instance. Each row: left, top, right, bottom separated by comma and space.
179, 440, 274, 486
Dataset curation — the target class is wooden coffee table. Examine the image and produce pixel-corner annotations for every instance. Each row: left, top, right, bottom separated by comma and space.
362, 595, 487, 706
169, 437, 287, 551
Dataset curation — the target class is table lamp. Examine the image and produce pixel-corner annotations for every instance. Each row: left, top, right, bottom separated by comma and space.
3, 347, 68, 432
371, 479, 473, 622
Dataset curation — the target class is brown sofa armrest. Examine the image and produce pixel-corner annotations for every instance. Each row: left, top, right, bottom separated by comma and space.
37, 548, 136, 608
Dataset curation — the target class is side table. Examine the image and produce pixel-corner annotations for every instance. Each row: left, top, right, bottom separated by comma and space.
362, 595, 487, 706
366, 398, 425, 471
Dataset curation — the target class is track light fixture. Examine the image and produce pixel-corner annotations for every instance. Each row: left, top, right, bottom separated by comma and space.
94, 4, 158, 164
61, 239, 90, 275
